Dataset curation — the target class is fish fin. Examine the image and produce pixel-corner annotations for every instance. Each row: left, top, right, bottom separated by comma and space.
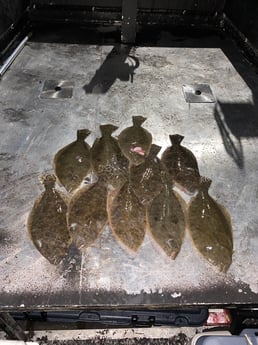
90, 137, 100, 153
199, 176, 212, 191
39, 174, 56, 189
173, 188, 188, 216
217, 202, 234, 250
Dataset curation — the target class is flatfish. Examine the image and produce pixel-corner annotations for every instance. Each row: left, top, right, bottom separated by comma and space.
130, 144, 165, 206
53, 129, 91, 193
187, 177, 233, 273
118, 116, 152, 166
91, 124, 128, 189
68, 179, 108, 250
108, 181, 146, 253
161, 134, 200, 193
147, 183, 185, 259
27, 174, 71, 265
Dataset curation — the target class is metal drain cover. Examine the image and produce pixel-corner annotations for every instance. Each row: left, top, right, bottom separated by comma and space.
182, 84, 215, 103
40, 80, 74, 99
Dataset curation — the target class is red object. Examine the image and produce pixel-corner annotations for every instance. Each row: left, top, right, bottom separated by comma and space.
130, 146, 145, 156
206, 309, 231, 325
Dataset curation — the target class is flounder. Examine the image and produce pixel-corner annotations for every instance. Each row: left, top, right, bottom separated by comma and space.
53, 129, 91, 193
161, 134, 200, 193
130, 144, 165, 206
187, 177, 233, 273
147, 183, 185, 259
67, 179, 108, 250
90, 124, 128, 189
107, 181, 146, 253
118, 116, 152, 166
27, 174, 72, 265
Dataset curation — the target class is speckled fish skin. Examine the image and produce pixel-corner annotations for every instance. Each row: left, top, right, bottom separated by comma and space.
27, 174, 72, 265
68, 179, 108, 250
91, 124, 128, 189
161, 134, 200, 193
118, 116, 152, 166
53, 129, 91, 193
130, 144, 165, 206
108, 181, 146, 253
187, 177, 233, 273
147, 183, 185, 259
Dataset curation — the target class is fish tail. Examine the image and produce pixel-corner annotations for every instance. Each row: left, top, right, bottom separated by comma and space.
199, 176, 212, 190
39, 174, 56, 188
169, 134, 184, 145
77, 129, 91, 140
100, 124, 118, 136
132, 116, 147, 127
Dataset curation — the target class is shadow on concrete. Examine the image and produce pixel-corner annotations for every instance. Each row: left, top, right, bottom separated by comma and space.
83, 44, 139, 94
138, 27, 258, 169
212, 41, 258, 169
214, 102, 244, 169
213, 99, 258, 169
31, 24, 258, 168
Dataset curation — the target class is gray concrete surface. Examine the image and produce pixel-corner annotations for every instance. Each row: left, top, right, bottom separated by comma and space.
0, 29, 258, 309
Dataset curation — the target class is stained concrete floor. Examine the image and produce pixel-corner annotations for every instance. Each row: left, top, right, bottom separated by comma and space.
0, 26, 258, 309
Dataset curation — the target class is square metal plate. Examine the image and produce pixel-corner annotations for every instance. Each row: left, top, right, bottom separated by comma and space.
182, 84, 215, 103
40, 80, 74, 99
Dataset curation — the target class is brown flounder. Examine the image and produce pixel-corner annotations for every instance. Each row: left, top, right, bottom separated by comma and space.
118, 116, 152, 166
108, 181, 146, 253
91, 124, 128, 189
130, 144, 165, 206
53, 129, 91, 193
161, 134, 200, 194
68, 179, 108, 250
187, 177, 233, 273
147, 183, 185, 259
27, 174, 72, 265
